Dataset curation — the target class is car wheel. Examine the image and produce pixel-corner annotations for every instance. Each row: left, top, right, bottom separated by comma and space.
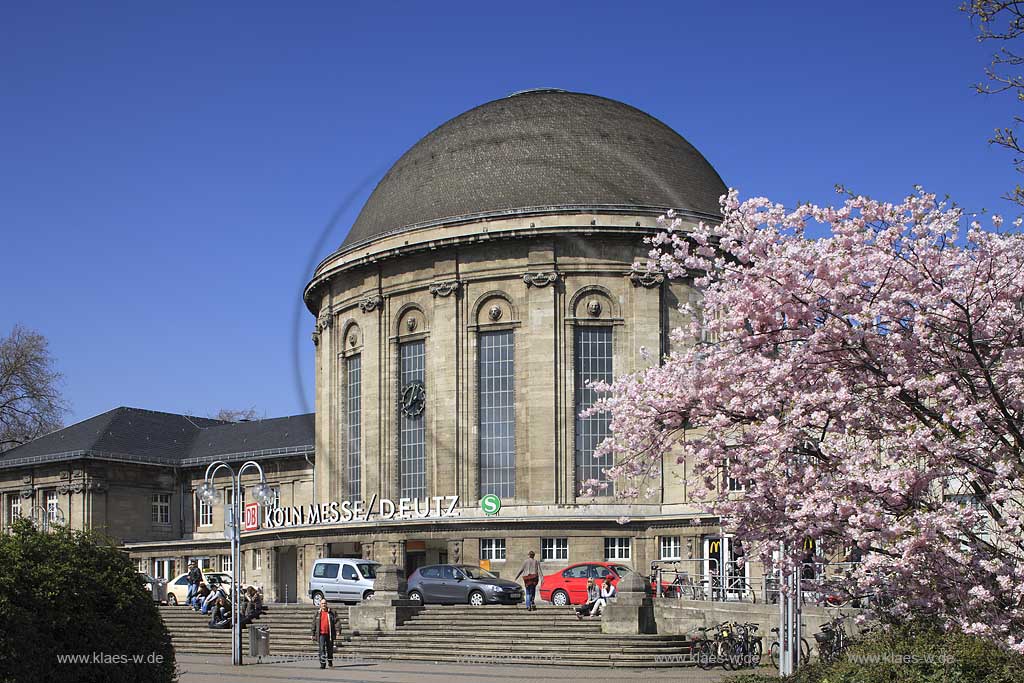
551, 590, 569, 606
312, 591, 324, 607
468, 591, 485, 606
167, 593, 177, 606
409, 590, 423, 604
362, 590, 374, 601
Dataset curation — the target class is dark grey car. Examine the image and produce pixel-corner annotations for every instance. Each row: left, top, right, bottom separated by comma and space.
407, 564, 523, 606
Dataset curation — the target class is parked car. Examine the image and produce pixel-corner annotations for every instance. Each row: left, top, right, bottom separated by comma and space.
539, 562, 669, 606
309, 558, 379, 606
407, 564, 523, 606
137, 572, 167, 604
165, 570, 233, 605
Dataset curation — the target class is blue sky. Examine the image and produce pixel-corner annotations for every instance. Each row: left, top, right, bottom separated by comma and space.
1, 1, 1016, 424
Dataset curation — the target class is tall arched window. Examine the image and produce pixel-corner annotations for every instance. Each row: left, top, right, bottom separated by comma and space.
574, 326, 613, 493
345, 354, 362, 503
478, 330, 515, 498
398, 339, 426, 498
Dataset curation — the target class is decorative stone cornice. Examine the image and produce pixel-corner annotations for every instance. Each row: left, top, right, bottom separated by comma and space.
629, 270, 665, 288
428, 280, 460, 298
522, 271, 560, 288
358, 295, 383, 313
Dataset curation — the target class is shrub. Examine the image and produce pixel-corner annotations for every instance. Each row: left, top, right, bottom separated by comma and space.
733, 621, 1024, 683
0, 518, 176, 683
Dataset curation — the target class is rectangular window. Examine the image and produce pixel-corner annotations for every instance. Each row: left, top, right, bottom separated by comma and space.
7, 496, 22, 526
45, 490, 60, 523
480, 538, 507, 561
270, 486, 280, 509
151, 493, 171, 525
135, 558, 148, 574
255, 550, 262, 571
197, 494, 213, 527
541, 537, 568, 561
479, 330, 515, 498
659, 536, 682, 561
575, 326, 613, 493
399, 340, 426, 498
220, 554, 233, 573
604, 537, 631, 561
347, 354, 362, 503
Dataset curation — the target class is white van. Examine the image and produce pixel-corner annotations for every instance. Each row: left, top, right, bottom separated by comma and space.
309, 558, 379, 605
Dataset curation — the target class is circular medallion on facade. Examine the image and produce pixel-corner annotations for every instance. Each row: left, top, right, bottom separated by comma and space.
400, 380, 426, 417
406, 317, 418, 332
488, 304, 503, 321
587, 300, 602, 317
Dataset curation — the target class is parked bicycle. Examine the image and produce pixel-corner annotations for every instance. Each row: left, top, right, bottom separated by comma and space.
769, 625, 810, 669
815, 613, 851, 663
692, 621, 733, 669
726, 621, 763, 669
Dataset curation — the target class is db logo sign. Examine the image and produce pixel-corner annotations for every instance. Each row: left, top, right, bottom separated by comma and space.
244, 502, 260, 531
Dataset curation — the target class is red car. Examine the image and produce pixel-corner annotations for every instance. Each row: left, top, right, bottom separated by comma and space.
540, 562, 670, 606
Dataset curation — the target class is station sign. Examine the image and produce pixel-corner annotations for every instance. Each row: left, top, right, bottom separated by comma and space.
261, 495, 461, 530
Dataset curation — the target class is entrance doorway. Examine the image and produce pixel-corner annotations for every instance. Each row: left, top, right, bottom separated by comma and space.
275, 546, 298, 603
702, 535, 750, 601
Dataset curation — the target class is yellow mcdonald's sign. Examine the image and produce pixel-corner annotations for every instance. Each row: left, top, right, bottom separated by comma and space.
709, 540, 721, 554
803, 538, 816, 553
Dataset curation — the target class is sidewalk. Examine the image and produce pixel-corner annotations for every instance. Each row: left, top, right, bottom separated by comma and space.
176, 653, 750, 683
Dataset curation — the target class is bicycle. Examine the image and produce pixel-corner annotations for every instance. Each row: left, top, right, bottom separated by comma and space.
726, 621, 763, 669
769, 625, 810, 669
815, 614, 851, 663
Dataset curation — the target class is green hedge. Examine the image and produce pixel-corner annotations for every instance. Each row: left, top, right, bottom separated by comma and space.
734, 621, 1024, 683
0, 519, 176, 683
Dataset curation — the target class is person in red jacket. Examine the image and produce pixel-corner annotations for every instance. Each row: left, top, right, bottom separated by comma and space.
310, 599, 338, 669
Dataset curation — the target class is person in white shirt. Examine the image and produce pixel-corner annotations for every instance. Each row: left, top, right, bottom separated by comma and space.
592, 576, 617, 617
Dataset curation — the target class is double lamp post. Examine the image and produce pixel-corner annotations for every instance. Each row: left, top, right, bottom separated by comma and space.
196, 460, 275, 666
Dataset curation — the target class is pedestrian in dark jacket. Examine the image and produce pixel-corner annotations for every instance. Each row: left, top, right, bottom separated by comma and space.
311, 600, 338, 669
208, 597, 231, 629
186, 562, 202, 606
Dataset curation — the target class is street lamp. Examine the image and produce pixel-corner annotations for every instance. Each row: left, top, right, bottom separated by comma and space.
28, 503, 64, 532
199, 460, 275, 665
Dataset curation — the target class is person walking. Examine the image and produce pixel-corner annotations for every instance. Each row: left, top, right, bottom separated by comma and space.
514, 550, 543, 611
311, 599, 338, 669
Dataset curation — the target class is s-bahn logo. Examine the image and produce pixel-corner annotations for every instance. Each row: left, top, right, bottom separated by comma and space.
480, 494, 501, 516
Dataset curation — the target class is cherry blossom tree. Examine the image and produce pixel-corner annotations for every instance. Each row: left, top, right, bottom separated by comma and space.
592, 188, 1024, 651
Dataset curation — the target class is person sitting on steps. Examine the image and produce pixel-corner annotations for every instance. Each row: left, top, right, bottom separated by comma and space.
575, 578, 600, 619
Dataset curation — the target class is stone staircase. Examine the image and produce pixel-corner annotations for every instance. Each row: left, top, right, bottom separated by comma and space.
160, 603, 694, 667
159, 604, 348, 656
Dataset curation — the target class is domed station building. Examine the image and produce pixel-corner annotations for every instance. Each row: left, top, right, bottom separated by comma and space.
1, 90, 745, 606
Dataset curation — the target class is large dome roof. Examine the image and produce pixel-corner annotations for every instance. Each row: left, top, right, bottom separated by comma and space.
341, 89, 726, 249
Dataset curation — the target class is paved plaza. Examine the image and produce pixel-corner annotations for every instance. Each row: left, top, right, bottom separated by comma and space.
175, 653, 753, 683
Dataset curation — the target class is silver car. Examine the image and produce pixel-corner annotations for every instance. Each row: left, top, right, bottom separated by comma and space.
309, 558, 379, 605
407, 564, 523, 606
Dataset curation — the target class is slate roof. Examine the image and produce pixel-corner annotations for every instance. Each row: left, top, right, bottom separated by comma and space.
342, 89, 727, 250
0, 407, 315, 469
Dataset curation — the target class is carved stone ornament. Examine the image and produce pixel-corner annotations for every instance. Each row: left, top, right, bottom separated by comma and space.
587, 300, 602, 317
57, 484, 70, 495
522, 271, 560, 288
20, 474, 32, 485
317, 309, 334, 332
311, 329, 320, 347
452, 542, 461, 564
19, 488, 33, 499
72, 469, 84, 479
428, 280, 460, 298
358, 295, 383, 313
630, 270, 666, 288
487, 304, 503, 321
349, 334, 358, 348
88, 480, 107, 492
60, 470, 70, 480
71, 483, 85, 494
406, 317, 418, 332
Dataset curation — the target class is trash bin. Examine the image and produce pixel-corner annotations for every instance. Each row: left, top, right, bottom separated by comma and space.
248, 625, 270, 657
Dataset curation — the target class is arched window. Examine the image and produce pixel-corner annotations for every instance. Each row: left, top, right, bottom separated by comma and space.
478, 329, 515, 498
574, 326, 613, 493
